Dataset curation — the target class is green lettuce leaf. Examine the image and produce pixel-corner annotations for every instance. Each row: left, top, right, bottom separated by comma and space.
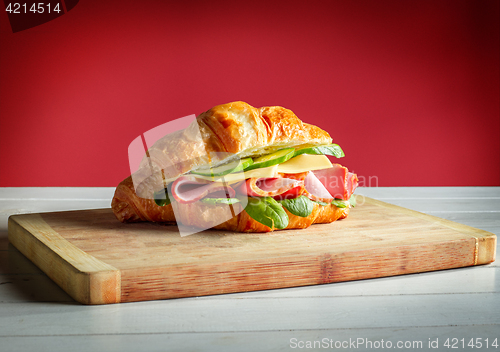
154, 189, 171, 207
348, 195, 356, 207
243, 197, 289, 229
313, 200, 330, 206
278, 196, 314, 217
331, 199, 349, 208
200, 197, 240, 205
294, 144, 345, 158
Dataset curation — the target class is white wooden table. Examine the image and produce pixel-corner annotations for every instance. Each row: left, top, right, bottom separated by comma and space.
1, 187, 499, 352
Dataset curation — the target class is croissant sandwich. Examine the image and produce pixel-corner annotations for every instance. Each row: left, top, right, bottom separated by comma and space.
112, 101, 358, 233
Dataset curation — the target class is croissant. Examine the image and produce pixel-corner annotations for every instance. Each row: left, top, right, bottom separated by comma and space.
111, 101, 352, 232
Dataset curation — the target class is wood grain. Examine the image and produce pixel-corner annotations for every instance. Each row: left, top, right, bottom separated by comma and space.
7, 197, 496, 304
7, 214, 120, 304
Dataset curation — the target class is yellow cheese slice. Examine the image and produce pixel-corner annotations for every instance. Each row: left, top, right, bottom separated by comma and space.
277, 154, 332, 174
192, 164, 279, 184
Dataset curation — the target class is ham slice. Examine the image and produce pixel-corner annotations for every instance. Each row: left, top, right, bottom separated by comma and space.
273, 172, 308, 199
313, 164, 358, 200
347, 172, 358, 199
303, 171, 334, 202
278, 172, 309, 181
239, 177, 303, 198
273, 184, 305, 200
172, 175, 235, 203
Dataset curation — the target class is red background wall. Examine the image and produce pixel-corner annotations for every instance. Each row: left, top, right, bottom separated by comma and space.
1, 0, 499, 187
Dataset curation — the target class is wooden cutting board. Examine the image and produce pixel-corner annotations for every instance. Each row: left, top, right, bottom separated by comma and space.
8, 197, 496, 305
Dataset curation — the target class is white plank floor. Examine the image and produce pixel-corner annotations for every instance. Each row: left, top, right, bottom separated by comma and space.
0, 187, 499, 352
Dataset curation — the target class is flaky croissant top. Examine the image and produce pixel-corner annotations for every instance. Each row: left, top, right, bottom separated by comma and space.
133, 101, 332, 199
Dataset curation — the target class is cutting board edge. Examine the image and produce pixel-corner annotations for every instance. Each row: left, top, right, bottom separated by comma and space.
118, 236, 479, 303
363, 197, 496, 264
8, 214, 121, 305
